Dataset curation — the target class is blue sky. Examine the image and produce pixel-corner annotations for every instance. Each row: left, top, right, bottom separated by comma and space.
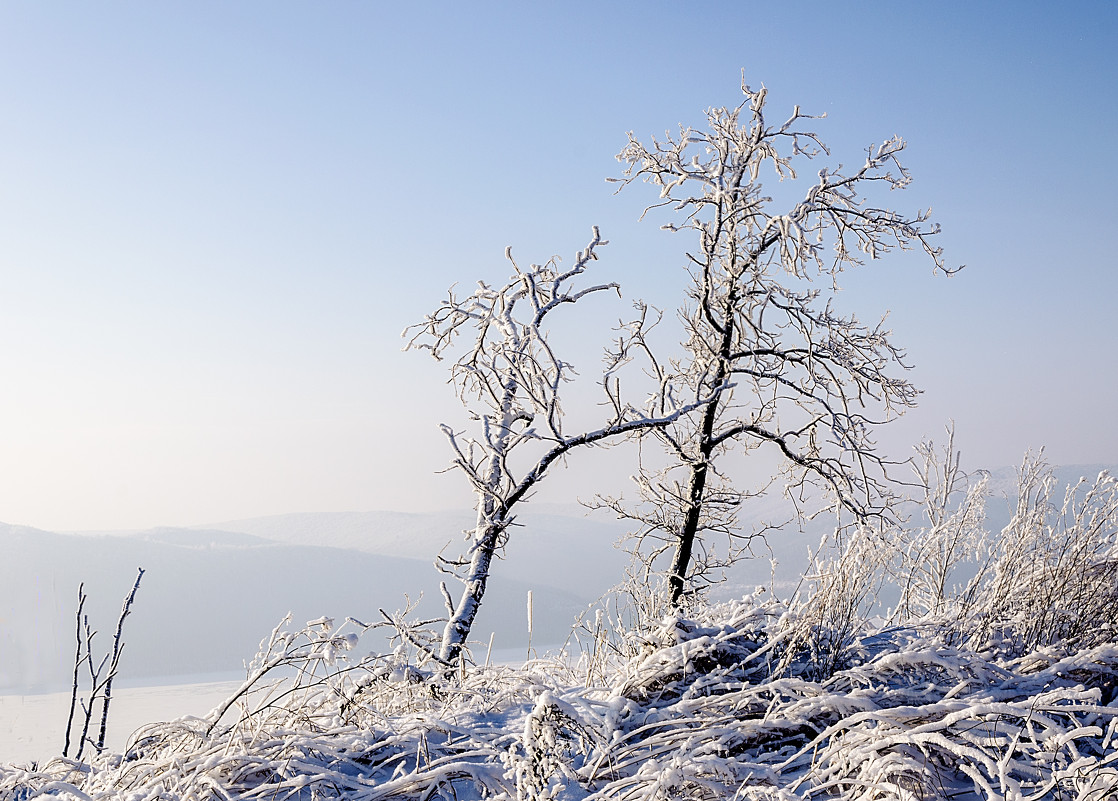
0, 2, 1115, 530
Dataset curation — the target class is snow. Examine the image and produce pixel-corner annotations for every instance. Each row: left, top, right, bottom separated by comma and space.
3, 460, 1117, 796
5, 602, 1118, 799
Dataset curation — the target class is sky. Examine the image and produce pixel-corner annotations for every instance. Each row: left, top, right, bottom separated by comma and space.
0, 1, 1115, 532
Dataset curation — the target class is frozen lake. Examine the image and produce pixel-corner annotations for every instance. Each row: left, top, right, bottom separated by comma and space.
0, 646, 561, 766
0, 678, 242, 766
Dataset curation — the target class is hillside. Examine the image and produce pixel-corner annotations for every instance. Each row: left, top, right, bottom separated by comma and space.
0, 522, 587, 693
192, 506, 636, 599
4, 597, 1118, 799
3, 460, 1118, 797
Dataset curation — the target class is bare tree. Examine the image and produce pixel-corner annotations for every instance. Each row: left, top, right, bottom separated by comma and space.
63, 567, 145, 760
62, 582, 88, 759
405, 228, 705, 667
606, 78, 957, 607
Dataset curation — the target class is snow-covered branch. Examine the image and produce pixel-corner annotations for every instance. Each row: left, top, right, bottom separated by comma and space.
609, 77, 957, 607
406, 228, 709, 667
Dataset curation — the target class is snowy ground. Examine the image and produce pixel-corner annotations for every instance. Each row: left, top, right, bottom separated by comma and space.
0, 647, 536, 767
6, 605, 1118, 800
0, 678, 241, 766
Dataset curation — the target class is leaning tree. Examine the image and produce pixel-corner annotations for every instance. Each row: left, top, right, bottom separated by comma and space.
405, 228, 707, 666
604, 78, 957, 607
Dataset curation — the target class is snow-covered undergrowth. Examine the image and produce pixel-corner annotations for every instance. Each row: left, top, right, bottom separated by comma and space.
4, 598, 1118, 801
5, 460, 1117, 799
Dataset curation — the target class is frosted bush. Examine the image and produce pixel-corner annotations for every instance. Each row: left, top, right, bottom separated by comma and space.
964, 458, 1118, 656
6, 599, 1118, 800
5, 451, 1118, 799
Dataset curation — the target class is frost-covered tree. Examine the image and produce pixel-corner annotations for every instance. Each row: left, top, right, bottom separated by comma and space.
406, 228, 705, 667
606, 78, 956, 607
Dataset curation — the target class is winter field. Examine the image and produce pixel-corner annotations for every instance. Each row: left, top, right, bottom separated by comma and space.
3, 1, 1115, 796
3, 460, 1118, 799
2, 81, 1112, 796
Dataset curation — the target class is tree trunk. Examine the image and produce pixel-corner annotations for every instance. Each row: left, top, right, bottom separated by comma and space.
439, 520, 503, 665
668, 286, 736, 607
669, 463, 708, 605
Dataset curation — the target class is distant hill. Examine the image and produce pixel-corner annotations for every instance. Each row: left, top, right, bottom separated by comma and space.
3, 462, 1112, 694
198, 506, 635, 599
0, 522, 587, 694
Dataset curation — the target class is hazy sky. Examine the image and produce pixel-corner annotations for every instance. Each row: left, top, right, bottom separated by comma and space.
1, 2, 1115, 531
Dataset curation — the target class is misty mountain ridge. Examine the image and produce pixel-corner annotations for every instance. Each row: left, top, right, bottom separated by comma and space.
2, 462, 1112, 695
134, 527, 276, 549
0, 522, 588, 694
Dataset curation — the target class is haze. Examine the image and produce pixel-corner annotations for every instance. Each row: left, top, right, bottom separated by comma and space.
1, 2, 1114, 532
